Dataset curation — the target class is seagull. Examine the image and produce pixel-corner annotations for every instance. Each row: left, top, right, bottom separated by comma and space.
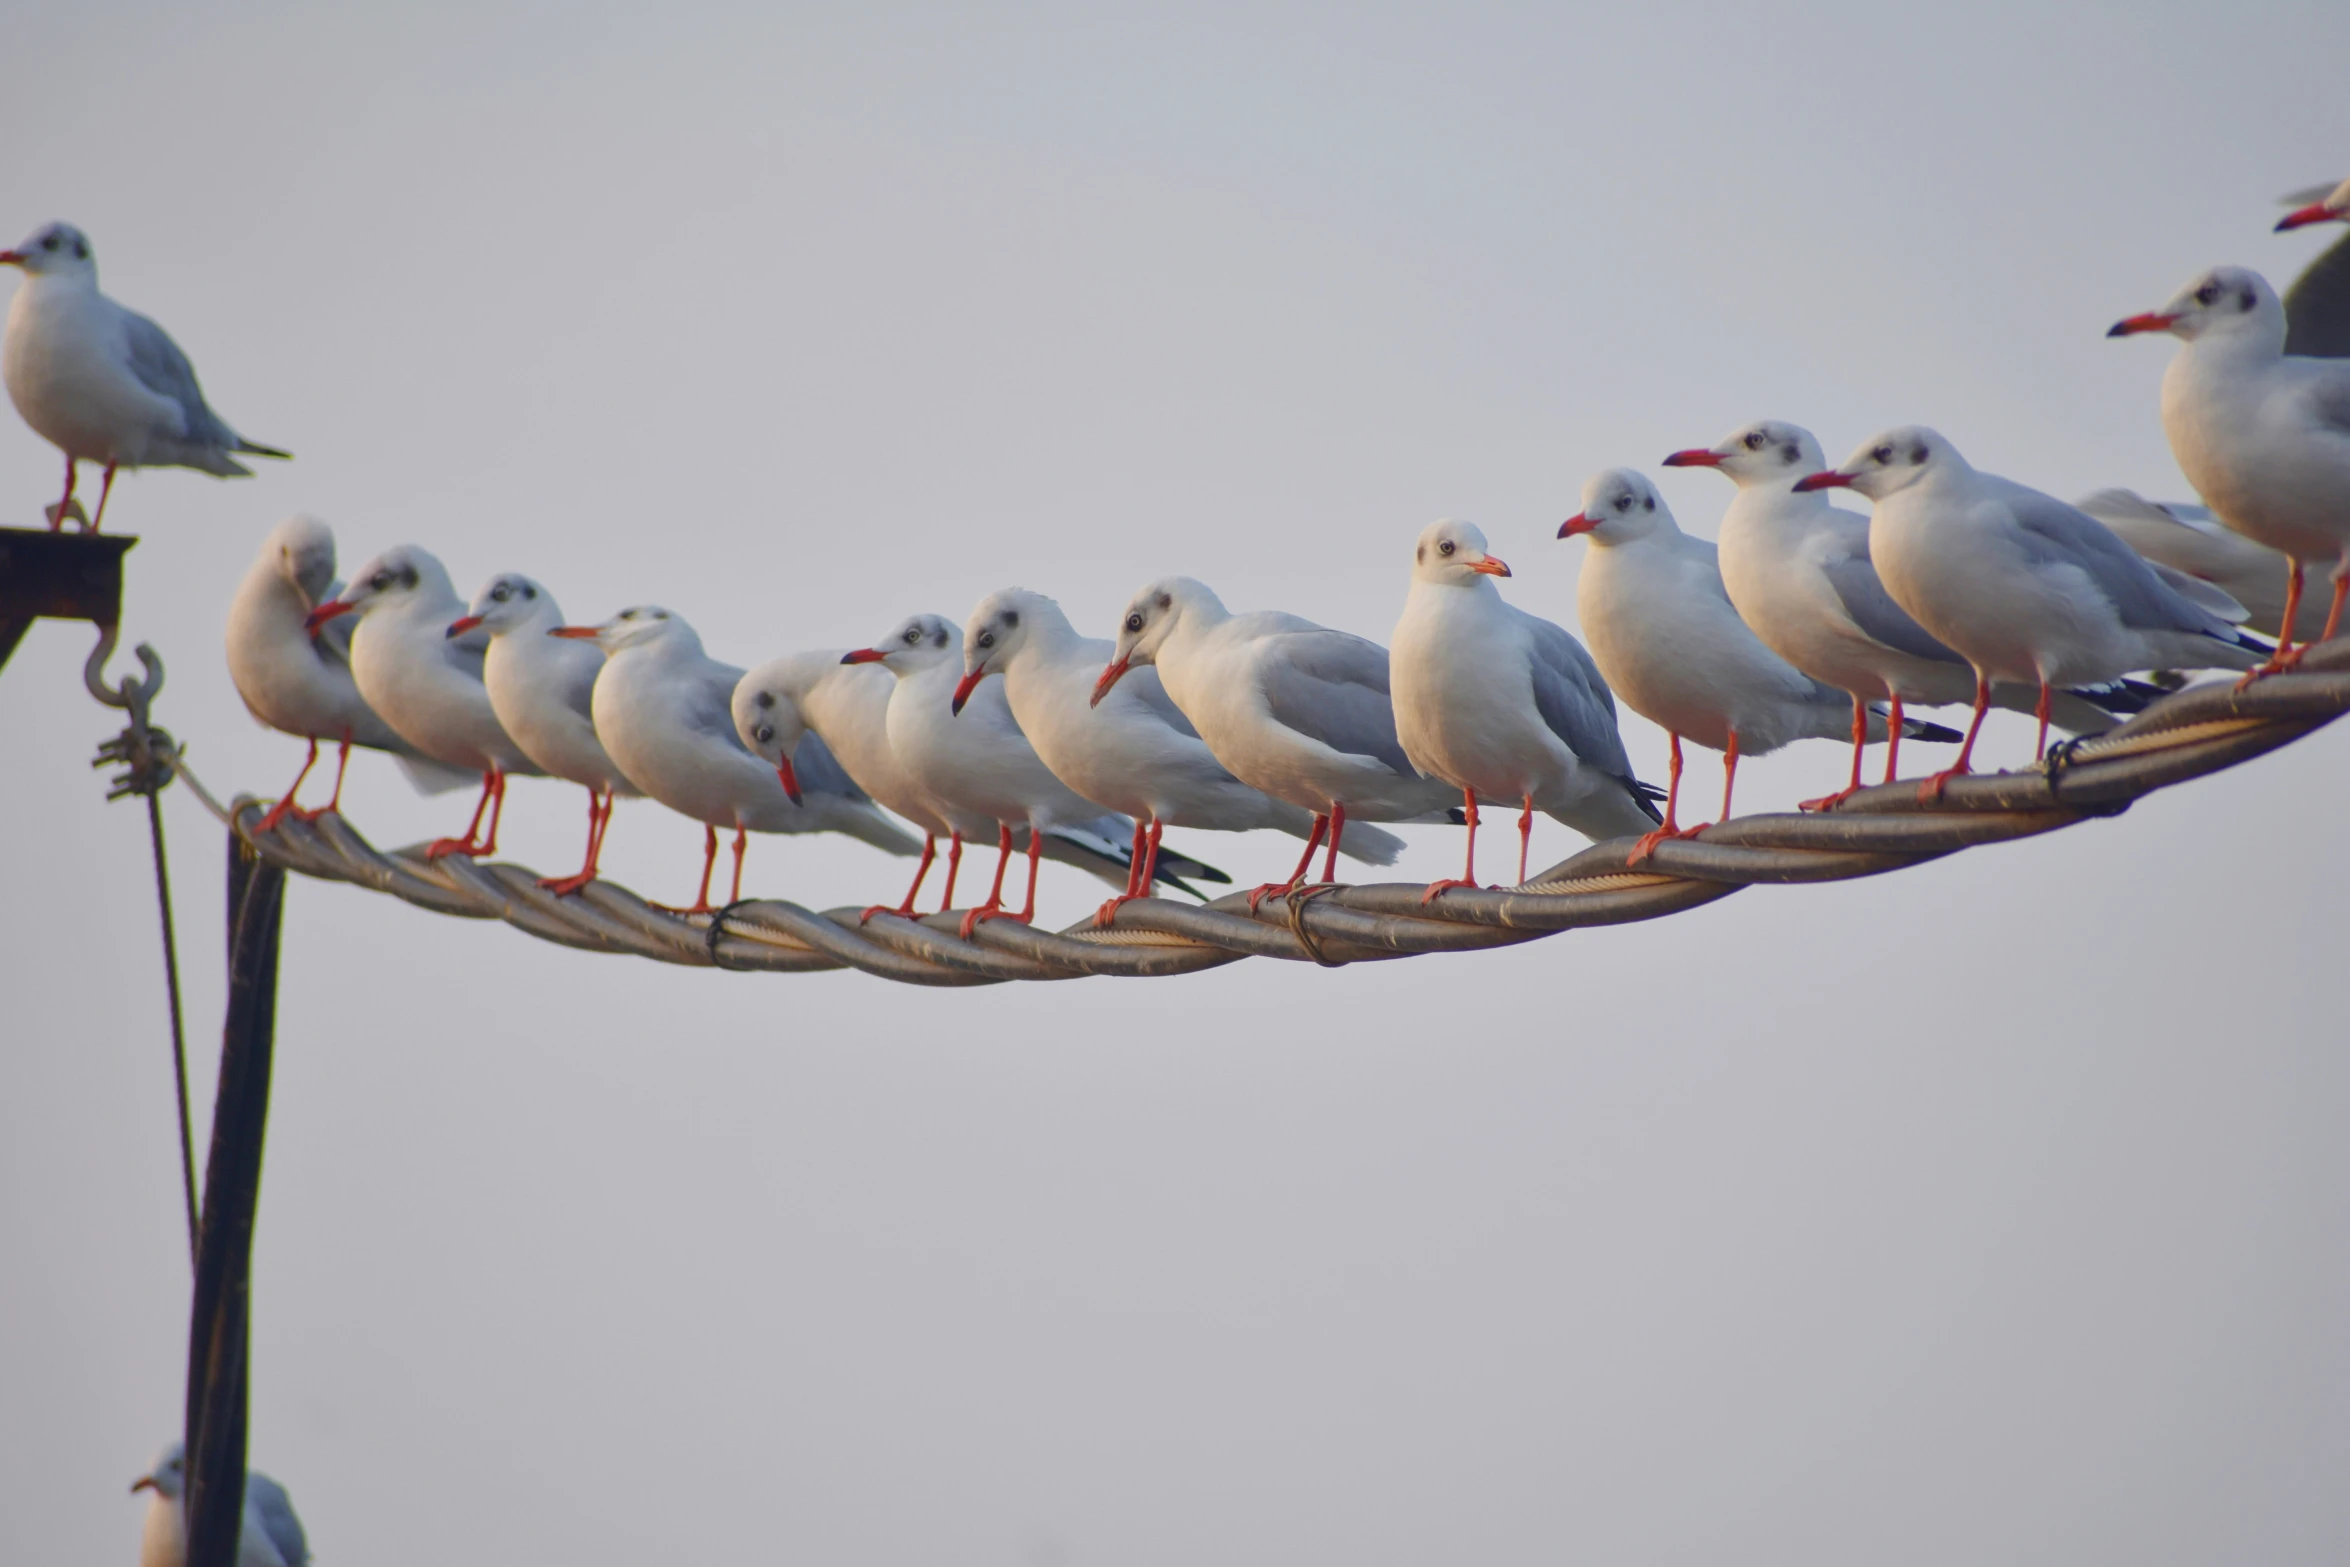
448, 574, 640, 896
1561, 469, 1960, 857
1095, 577, 1459, 908
2076, 488, 2316, 643
0, 222, 287, 532
2109, 265, 2350, 673
1388, 520, 1661, 896
2277, 175, 2350, 234
2273, 177, 2350, 359
848, 612, 1218, 936
133, 1442, 309, 1567
958, 586, 1370, 924
304, 545, 541, 859
226, 515, 472, 831
555, 606, 918, 912
730, 649, 1195, 920
1797, 427, 2264, 799
1667, 422, 2146, 810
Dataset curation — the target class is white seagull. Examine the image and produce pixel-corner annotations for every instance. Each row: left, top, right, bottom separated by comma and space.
1096, 577, 1459, 907
305, 545, 541, 858
449, 573, 640, 896
1, 222, 286, 532
133, 1442, 310, 1567
958, 586, 1382, 924
1667, 422, 2145, 809
2076, 488, 2317, 643
556, 606, 918, 912
2110, 264, 2350, 670
849, 612, 1219, 936
1388, 520, 1661, 895
226, 515, 471, 830
1561, 469, 1959, 856
1798, 427, 2264, 798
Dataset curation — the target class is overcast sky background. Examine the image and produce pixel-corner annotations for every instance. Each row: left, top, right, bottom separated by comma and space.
6, 3, 2349, 1563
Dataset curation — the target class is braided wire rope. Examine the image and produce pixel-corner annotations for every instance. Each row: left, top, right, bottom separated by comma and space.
167, 643, 2350, 987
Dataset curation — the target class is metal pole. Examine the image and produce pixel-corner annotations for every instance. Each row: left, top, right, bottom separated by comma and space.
184, 838, 286, 1567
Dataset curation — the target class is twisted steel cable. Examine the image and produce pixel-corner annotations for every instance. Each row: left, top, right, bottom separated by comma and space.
168, 644, 2350, 986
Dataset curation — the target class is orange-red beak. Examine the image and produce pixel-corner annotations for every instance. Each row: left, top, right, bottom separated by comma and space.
445, 613, 484, 639
1090, 657, 1130, 707
0, 251, 24, 268
775, 757, 802, 805
1558, 512, 1597, 538
303, 599, 354, 635
1791, 470, 1854, 492
2105, 312, 2178, 338
840, 647, 887, 664
950, 667, 988, 714
1661, 448, 1722, 468
547, 624, 602, 639
2276, 202, 2339, 233
130, 1476, 156, 1494
1467, 555, 1511, 577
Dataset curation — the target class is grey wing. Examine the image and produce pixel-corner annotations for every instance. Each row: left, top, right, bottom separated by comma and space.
1818, 556, 1966, 664
1257, 629, 1414, 775
245, 1475, 309, 1566
682, 660, 759, 754
121, 311, 239, 445
2284, 230, 2350, 359
2000, 482, 2232, 635
2296, 362, 2350, 438
785, 729, 870, 803
1524, 618, 1636, 778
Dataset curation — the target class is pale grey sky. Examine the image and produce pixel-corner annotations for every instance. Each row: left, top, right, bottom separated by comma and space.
5, 3, 2348, 1563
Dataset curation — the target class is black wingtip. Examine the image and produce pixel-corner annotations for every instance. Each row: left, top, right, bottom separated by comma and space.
1151, 852, 1232, 886
1626, 775, 1666, 824
1906, 719, 1967, 744
1445, 805, 1467, 825
240, 440, 293, 460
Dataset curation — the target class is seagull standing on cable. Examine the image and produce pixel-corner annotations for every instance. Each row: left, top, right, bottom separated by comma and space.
2109, 265, 2350, 671
2076, 488, 2316, 643
1797, 427, 2263, 799
958, 587, 1365, 924
0, 222, 287, 531
133, 1442, 310, 1567
448, 573, 639, 896
849, 612, 1217, 936
225, 515, 471, 830
1667, 422, 2142, 809
556, 606, 918, 912
1388, 520, 1660, 896
304, 545, 541, 859
1095, 577, 1458, 908
1561, 469, 1958, 857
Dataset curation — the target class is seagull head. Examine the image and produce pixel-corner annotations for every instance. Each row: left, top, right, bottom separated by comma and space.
1664, 421, 1825, 490
2275, 176, 2350, 232
266, 514, 339, 608
2107, 265, 2284, 349
1095, 576, 1217, 706
1798, 426, 1959, 500
0, 221, 95, 282
130, 1443, 185, 1501
1412, 518, 1510, 587
304, 544, 445, 633
729, 669, 811, 804
1559, 469, 1674, 545
450, 572, 555, 640
958, 587, 1051, 714
547, 604, 682, 654
841, 613, 957, 677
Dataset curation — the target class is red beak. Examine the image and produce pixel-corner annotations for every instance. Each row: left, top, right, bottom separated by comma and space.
1661, 448, 1722, 468
950, 667, 987, 714
2276, 202, 2339, 233
1558, 512, 1597, 538
303, 599, 354, 635
840, 647, 887, 664
130, 1477, 156, 1495
547, 625, 602, 639
1090, 657, 1131, 707
2106, 312, 2179, 338
446, 614, 484, 639
1467, 555, 1511, 577
775, 757, 802, 805
1791, 470, 1854, 492
0, 250, 24, 267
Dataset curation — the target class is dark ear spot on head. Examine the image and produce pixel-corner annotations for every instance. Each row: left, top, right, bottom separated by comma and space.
1780, 443, 1800, 464
1643, 495, 1655, 512
1156, 593, 1172, 610
2240, 290, 2256, 312
1003, 610, 1018, 628
522, 584, 537, 599
1910, 444, 1928, 464
755, 691, 774, 709
932, 629, 947, 647
1415, 543, 1424, 563
401, 565, 419, 589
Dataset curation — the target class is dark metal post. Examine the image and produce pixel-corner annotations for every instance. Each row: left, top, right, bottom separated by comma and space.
184, 839, 287, 1567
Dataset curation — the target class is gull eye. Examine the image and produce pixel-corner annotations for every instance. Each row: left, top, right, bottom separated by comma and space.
1614, 494, 1631, 512
521, 584, 536, 599
40, 232, 59, 252
902, 627, 920, 644
370, 571, 391, 590
2194, 283, 2219, 307
1438, 538, 1455, 555
752, 722, 775, 745
490, 585, 510, 602
1744, 430, 1766, 450
1125, 612, 1144, 633
1872, 445, 1893, 465
977, 630, 994, 649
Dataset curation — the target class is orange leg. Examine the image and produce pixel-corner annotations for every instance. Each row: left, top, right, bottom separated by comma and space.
253, 738, 320, 833
541, 787, 611, 896
2239, 558, 2308, 684
725, 826, 749, 903
425, 769, 498, 859
2033, 680, 2053, 762
1516, 794, 1534, 885
1422, 788, 1482, 902
1318, 802, 1349, 885
1718, 729, 1741, 822
1803, 694, 1869, 812
1247, 813, 1327, 912
89, 463, 119, 532
958, 825, 1017, 936
2322, 561, 2350, 645
679, 824, 720, 913
864, 834, 937, 923
1918, 674, 1990, 803
1095, 816, 1163, 927
937, 831, 965, 912
1881, 696, 1905, 785
1629, 733, 1686, 864
303, 732, 356, 819
474, 770, 508, 858
48, 452, 76, 532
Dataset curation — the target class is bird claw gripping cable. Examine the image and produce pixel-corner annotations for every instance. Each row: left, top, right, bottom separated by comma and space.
168, 643, 2350, 987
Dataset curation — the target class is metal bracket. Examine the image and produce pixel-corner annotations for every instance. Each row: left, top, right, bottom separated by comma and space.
0, 525, 138, 677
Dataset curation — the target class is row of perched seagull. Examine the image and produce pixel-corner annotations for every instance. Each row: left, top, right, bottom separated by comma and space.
20, 181, 2350, 922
